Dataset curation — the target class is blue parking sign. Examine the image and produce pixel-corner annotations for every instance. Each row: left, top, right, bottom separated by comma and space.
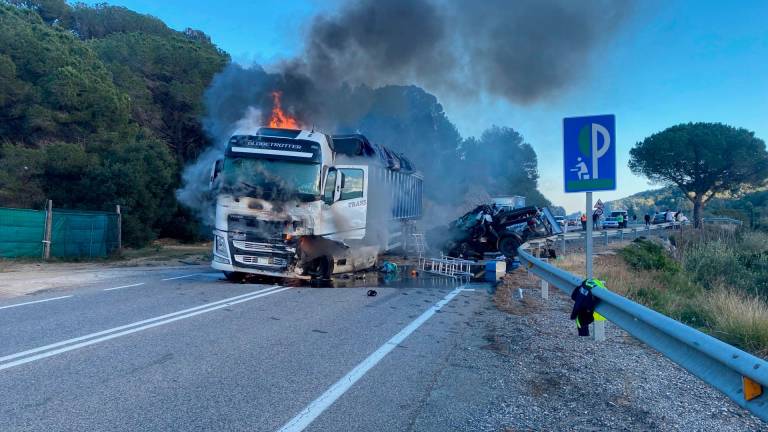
563, 114, 616, 193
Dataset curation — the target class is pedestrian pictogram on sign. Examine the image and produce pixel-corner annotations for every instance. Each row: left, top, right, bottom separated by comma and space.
564, 115, 616, 193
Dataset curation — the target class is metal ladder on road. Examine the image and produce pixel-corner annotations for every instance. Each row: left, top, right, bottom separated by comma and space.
419, 254, 473, 279
411, 233, 427, 258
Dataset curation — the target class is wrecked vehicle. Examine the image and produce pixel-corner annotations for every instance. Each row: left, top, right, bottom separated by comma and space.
210, 127, 422, 280
427, 204, 562, 259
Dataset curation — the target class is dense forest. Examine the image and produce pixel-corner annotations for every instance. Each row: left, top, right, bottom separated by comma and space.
0, 1, 549, 246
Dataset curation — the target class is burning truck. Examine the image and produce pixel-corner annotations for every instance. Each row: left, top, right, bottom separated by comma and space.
209, 126, 423, 281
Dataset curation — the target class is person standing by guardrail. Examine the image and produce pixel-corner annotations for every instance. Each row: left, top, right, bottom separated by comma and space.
644, 213, 651, 227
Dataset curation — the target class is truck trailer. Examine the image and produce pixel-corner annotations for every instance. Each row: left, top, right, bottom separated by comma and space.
209, 127, 422, 280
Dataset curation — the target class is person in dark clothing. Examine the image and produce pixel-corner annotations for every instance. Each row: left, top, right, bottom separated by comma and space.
592, 212, 599, 230
644, 214, 651, 226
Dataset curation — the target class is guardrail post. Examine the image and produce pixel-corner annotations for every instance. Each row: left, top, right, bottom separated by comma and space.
593, 319, 605, 341
620, 229, 624, 242
560, 234, 566, 257
603, 230, 609, 247
541, 278, 549, 299
633, 227, 637, 239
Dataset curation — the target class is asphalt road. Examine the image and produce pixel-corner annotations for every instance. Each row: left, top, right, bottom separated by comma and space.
0, 267, 489, 431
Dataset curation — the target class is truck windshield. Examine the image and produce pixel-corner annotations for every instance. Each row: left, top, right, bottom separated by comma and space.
220, 157, 321, 201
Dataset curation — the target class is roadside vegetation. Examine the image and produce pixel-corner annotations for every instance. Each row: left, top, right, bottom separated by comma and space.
561, 227, 768, 358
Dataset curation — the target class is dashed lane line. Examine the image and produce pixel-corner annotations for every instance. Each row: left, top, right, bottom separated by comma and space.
0, 296, 73, 311
161, 273, 205, 281
103, 283, 146, 291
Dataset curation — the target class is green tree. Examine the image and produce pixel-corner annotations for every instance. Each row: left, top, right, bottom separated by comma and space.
0, 3, 130, 143
4, 0, 71, 25
629, 123, 768, 226
90, 31, 229, 163
0, 142, 46, 207
460, 126, 549, 207
69, 2, 171, 39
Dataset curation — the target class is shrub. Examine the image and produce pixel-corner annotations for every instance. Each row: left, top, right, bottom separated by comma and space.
620, 239, 679, 272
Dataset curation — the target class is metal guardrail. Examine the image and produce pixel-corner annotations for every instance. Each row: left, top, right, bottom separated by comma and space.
703, 216, 744, 226
517, 231, 768, 422
526, 222, 684, 257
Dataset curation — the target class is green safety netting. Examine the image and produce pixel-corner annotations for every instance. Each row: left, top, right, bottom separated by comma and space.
0, 207, 119, 258
50, 209, 119, 258
0, 207, 46, 258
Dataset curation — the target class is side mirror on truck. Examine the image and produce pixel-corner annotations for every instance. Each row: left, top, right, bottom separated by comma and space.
323, 168, 337, 205
209, 159, 223, 188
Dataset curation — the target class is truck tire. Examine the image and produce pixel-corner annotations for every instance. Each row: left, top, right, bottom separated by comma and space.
498, 235, 522, 257
223, 271, 247, 282
309, 256, 334, 281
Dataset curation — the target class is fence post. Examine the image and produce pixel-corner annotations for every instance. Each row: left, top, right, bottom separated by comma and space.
88, 220, 94, 258
116, 204, 122, 254
541, 278, 549, 299
42, 199, 53, 260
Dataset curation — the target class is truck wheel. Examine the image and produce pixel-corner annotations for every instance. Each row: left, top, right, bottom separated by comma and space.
223, 271, 246, 282
498, 235, 522, 257
310, 256, 334, 281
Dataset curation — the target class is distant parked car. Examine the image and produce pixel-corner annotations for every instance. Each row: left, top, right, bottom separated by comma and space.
567, 218, 579, 227
602, 216, 620, 229
652, 213, 667, 224
609, 210, 628, 228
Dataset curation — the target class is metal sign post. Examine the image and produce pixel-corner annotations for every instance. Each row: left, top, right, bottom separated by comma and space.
585, 192, 593, 279
564, 114, 616, 342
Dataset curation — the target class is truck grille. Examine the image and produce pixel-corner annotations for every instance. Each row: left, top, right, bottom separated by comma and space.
233, 255, 287, 267
232, 240, 276, 252
228, 215, 286, 239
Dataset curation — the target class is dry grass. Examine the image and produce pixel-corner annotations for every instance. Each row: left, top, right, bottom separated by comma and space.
493, 269, 545, 315
705, 287, 768, 358
558, 253, 637, 298
558, 237, 768, 358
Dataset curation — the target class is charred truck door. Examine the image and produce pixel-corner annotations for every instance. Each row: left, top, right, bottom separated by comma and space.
317, 165, 368, 240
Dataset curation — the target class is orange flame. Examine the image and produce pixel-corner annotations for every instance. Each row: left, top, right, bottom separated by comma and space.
267, 91, 300, 129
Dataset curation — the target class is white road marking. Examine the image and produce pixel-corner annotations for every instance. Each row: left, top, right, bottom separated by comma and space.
0, 286, 288, 370
277, 286, 466, 432
103, 283, 145, 291
0, 295, 73, 311
161, 273, 204, 281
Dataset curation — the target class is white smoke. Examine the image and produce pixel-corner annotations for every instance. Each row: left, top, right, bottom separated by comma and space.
176, 107, 264, 225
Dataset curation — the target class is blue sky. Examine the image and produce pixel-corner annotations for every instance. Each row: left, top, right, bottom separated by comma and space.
86, 0, 768, 212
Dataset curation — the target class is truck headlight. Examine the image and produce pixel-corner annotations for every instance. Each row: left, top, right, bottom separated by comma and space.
215, 234, 228, 256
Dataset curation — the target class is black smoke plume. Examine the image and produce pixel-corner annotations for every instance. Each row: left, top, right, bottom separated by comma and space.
179, 0, 634, 223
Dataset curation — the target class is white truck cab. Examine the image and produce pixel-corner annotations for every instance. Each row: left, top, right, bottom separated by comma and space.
210, 127, 421, 280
